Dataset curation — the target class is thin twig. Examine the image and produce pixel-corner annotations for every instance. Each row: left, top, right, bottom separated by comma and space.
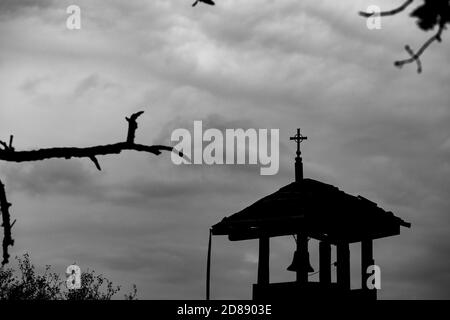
394, 22, 445, 73
359, 0, 415, 17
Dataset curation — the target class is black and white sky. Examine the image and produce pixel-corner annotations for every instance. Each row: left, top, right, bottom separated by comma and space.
0, 0, 449, 299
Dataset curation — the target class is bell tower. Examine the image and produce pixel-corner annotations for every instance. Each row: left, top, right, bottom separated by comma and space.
288, 129, 313, 283
210, 127, 411, 300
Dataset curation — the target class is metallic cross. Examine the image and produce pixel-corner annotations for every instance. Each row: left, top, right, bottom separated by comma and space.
290, 128, 307, 157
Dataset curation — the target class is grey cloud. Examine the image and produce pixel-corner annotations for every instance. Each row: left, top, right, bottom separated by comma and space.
0, 155, 249, 208
1, 0, 450, 300
20, 76, 51, 95
73, 74, 101, 97
153, 113, 286, 177
154, 113, 259, 144
1, 159, 98, 197
380, 235, 450, 299
0, 0, 54, 14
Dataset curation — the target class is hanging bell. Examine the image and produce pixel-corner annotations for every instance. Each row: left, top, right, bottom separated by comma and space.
287, 250, 314, 273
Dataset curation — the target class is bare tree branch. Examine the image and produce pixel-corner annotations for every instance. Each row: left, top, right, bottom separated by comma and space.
0, 142, 175, 166
0, 111, 176, 169
359, 1, 448, 73
0, 135, 15, 152
9, 135, 14, 151
0, 179, 14, 266
359, 0, 415, 17
125, 111, 144, 144
0, 111, 183, 265
394, 22, 446, 73
89, 156, 102, 171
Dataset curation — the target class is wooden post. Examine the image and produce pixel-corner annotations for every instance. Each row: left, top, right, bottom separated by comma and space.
206, 229, 212, 300
257, 236, 270, 284
337, 242, 350, 290
319, 241, 331, 285
296, 234, 309, 283
361, 239, 374, 290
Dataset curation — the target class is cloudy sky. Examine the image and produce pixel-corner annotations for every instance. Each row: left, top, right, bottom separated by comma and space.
0, 0, 449, 299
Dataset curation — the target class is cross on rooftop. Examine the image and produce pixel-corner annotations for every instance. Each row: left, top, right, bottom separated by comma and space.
290, 128, 307, 158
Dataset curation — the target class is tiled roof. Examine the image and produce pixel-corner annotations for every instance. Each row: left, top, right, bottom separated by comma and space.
212, 178, 411, 243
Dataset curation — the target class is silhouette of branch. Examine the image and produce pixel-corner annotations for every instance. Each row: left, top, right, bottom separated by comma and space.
0, 179, 14, 266
359, 0, 415, 17
0, 142, 174, 166
0, 111, 176, 168
0, 135, 15, 152
359, 1, 448, 73
0, 111, 183, 265
394, 22, 446, 73
125, 111, 144, 144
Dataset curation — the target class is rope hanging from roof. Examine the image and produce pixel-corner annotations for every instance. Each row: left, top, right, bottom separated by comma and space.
206, 228, 212, 300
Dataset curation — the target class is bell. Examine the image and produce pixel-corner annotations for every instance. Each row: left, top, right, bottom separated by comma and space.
287, 250, 314, 273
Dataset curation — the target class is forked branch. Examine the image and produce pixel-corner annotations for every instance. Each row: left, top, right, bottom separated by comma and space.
359, 0, 447, 73
0, 111, 182, 265
394, 22, 446, 73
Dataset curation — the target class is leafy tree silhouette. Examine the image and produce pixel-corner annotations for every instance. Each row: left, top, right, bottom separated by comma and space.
0, 253, 137, 300
360, 0, 449, 73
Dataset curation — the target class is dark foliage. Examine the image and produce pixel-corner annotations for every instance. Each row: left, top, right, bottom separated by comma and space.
0, 254, 137, 300
411, 0, 450, 31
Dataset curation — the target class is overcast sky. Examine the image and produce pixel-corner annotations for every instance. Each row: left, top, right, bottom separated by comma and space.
0, 0, 449, 299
